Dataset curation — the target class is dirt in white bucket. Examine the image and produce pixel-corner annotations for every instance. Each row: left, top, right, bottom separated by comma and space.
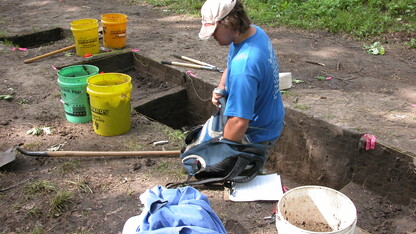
277, 186, 357, 234
291, 219, 332, 232
283, 201, 333, 232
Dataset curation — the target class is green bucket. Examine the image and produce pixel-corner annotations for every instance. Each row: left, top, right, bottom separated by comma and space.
57, 65, 99, 123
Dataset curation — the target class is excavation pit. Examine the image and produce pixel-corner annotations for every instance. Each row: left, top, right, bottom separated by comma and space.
63, 51, 415, 206
0, 28, 68, 48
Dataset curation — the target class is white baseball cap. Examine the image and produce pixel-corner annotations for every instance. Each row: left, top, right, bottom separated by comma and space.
198, 0, 237, 40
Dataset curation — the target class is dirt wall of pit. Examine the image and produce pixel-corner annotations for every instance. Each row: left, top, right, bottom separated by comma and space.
133, 52, 416, 205
272, 108, 416, 205
73, 52, 416, 205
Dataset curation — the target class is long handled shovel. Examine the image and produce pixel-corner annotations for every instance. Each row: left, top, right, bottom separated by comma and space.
0, 147, 181, 167
23, 44, 76, 64
161, 54, 223, 72
161, 60, 222, 72
16, 147, 181, 157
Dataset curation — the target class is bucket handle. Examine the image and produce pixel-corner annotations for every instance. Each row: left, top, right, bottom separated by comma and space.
120, 93, 130, 100
60, 91, 86, 105
62, 92, 130, 104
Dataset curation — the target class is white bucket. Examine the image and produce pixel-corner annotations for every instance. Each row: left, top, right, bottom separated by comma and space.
276, 186, 357, 234
279, 72, 292, 90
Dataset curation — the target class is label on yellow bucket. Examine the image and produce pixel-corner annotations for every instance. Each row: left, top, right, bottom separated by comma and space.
70, 19, 100, 57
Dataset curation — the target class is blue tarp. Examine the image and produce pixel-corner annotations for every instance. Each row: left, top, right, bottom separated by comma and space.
122, 185, 226, 234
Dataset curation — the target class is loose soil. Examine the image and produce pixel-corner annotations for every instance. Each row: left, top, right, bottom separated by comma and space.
0, 0, 415, 233
293, 221, 332, 233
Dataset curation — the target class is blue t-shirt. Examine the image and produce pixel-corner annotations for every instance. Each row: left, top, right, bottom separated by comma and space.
224, 25, 285, 143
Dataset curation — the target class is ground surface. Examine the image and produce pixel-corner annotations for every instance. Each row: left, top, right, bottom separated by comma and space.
0, 0, 415, 233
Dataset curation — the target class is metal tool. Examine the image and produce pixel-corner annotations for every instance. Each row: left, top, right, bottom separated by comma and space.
0, 147, 16, 168
0, 147, 181, 167
161, 54, 223, 72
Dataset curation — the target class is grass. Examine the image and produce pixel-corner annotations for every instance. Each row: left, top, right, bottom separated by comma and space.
323, 114, 334, 119
140, 0, 415, 43
156, 161, 170, 171
405, 38, 416, 48
54, 160, 79, 175
18, 98, 30, 104
142, 0, 203, 13
67, 175, 93, 195
163, 128, 187, 143
25, 180, 56, 194
123, 139, 145, 151
20, 142, 43, 150
141, 160, 186, 181
24, 181, 76, 216
156, 161, 188, 180
50, 190, 74, 214
27, 207, 43, 218
1, 38, 19, 47
30, 226, 45, 234
293, 104, 310, 111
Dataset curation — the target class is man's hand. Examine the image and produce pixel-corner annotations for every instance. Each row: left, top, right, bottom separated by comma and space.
212, 88, 226, 107
212, 68, 228, 107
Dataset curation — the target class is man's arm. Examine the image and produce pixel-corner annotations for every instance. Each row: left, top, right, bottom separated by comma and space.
217, 67, 227, 90
212, 68, 228, 106
223, 116, 249, 142
214, 68, 249, 142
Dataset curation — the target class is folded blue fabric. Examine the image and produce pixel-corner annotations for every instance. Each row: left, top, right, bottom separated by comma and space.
122, 185, 226, 234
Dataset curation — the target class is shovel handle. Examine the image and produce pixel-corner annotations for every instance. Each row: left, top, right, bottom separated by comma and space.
24, 44, 76, 64
172, 54, 216, 68
17, 147, 181, 157
161, 61, 219, 71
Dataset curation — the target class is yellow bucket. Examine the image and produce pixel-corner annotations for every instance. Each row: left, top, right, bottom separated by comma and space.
101, 13, 128, 49
87, 73, 132, 136
70, 19, 100, 57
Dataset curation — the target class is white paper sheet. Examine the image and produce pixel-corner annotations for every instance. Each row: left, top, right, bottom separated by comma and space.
229, 173, 283, 202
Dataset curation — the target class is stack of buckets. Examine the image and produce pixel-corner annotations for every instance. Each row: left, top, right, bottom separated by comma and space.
70, 13, 128, 56
58, 67, 132, 136
61, 13, 132, 136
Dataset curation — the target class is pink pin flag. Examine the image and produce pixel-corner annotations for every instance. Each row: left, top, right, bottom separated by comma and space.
325, 76, 333, 80
51, 66, 58, 70
282, 185, 289, 193
363, 134, 376, 150
412, 104, 416, 107
18, 48, 27, 51
186, 70, 197, 78
131, 48, 139, 52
